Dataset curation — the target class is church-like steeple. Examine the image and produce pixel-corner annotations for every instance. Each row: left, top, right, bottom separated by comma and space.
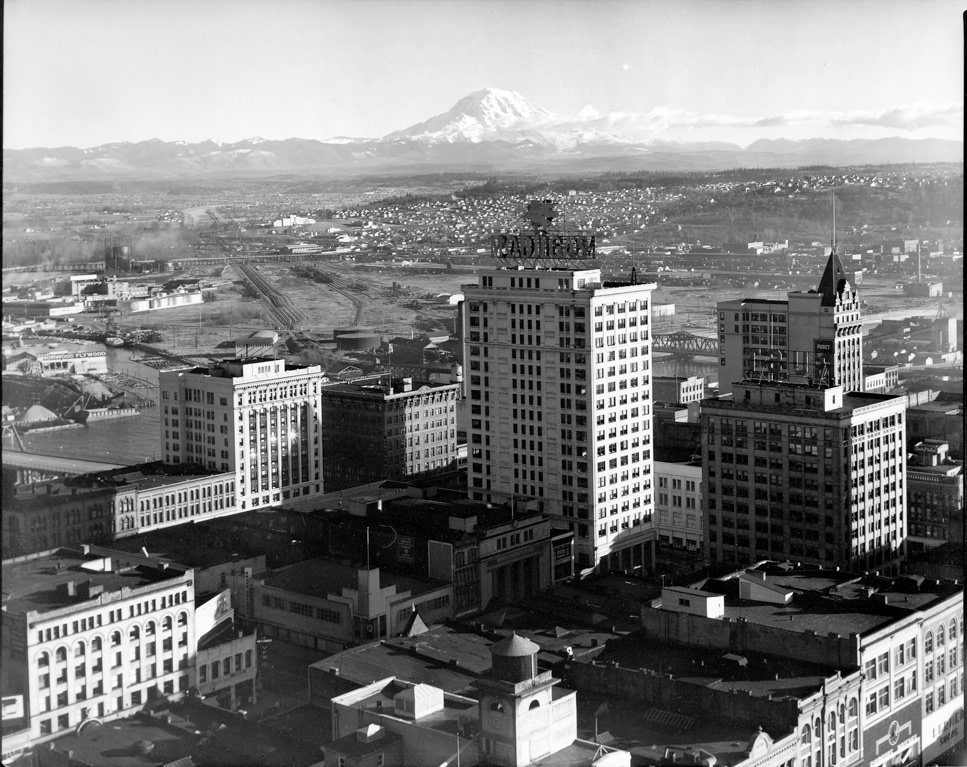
816, 192, 850, 306
816, 247, 850, 306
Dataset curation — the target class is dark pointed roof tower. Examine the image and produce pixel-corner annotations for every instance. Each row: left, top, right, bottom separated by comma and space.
816, 192, 850, 306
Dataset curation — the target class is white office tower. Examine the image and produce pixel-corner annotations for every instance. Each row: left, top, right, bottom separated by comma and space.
159, 358, 326, 511
463, 267, 658, 573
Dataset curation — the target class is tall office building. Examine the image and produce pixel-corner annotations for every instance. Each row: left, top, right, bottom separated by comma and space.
702, 380, 908, 571
718, 247, 864, 395
159, 358, 326, 511
462, 266, 657, 572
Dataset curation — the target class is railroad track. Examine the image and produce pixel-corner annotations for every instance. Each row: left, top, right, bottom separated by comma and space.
289, 264, 368, 327
231, 259, 307, 331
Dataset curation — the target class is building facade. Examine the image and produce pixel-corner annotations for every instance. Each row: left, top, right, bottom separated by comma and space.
702, 382, 908, 571
321, 376, 459, 492
2, 463, 237, 559
653, 375, 706, 405
159, 357, 326, 510
718, 249, 864, 396
462, 267, 657, 573
640, 566, 964, 767
253, 563, 453, 653
654, 458, 704, 552
906, 440, 964, 553
2, 546, 196, 743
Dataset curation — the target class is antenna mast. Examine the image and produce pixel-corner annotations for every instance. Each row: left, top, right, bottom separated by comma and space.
831, 192, 836, 251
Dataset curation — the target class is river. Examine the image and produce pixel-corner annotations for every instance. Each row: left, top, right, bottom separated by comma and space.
21, 344, 164, 465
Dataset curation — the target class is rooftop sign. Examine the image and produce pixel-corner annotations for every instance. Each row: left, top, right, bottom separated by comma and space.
491, 199, 596, 266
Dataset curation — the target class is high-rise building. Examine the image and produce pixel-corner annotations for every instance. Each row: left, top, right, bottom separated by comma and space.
462, 266, 657, 572
320, 375, 459, 491
717, 248, 864, 395
159, 358, 326, 511
701, 381, 908, 571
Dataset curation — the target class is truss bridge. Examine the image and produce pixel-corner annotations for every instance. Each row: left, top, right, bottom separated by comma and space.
653, 331, 718, 358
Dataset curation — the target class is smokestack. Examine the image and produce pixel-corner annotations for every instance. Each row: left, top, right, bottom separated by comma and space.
917, 242, 922, 284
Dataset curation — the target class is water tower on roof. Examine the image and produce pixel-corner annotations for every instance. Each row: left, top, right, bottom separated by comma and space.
474, 632, 577, 766
490, 632, 540, 683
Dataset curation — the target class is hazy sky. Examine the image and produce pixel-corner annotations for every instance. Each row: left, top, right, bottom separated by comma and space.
3, 0, 963, 148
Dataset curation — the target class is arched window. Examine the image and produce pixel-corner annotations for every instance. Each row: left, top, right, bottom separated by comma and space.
828, 712, 835, 731
37, 651, 50, 668
177, 611, 188, 627
129, 626, 140, 642
802, 724, 812, 744
529, 700, 540, 710
162, 616, 173, 632
848, 698, 858, 718
145, 621, 156, 636
950, 622, 958, 641
937, 628, 946, 648
75, 641, 86, 657
91, 636, 102, 652
55, 647, 67, 662
926, 632, 934, 653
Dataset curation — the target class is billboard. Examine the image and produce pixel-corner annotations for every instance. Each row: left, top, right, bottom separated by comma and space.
491, 232, 596, 261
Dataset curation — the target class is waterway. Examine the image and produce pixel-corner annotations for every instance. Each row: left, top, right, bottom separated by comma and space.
21, 345, 164, 465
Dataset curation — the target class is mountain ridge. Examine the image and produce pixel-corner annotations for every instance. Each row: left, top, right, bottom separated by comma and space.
4, 89, 962, 182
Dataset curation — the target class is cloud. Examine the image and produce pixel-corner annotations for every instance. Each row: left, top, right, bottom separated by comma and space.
562, 101, 963, 139
828, 102, 963, 130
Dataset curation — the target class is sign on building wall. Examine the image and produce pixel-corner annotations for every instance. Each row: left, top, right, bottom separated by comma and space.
398, 535, 415, 564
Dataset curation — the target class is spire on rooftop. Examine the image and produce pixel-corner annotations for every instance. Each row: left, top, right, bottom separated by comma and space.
816, 247, 850, 306
817, 192, 850, 306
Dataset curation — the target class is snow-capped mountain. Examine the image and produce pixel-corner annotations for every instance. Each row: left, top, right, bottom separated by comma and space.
3, 88, 962, 182
386, 88, 553, 144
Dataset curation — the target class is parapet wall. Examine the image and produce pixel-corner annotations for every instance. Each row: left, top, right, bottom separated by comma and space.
570, 658, 799, 733
640, 606, 861, 669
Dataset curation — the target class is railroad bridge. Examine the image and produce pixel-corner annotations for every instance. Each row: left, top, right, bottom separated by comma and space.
652, 331, 718, 358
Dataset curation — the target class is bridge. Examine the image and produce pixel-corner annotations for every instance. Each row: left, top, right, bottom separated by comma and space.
1, 450, 125, 482
653, 331, 718, 358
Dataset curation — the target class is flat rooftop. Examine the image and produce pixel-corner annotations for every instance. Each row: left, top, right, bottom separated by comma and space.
106, 529, 266, 572
265, 557, 446, 600
312, 625, 489, 696
697, 566, 963, 637
347, 679, 478, 736
705, 389, 904, 416
593, 631, 840, 702
2, 547, 188, 616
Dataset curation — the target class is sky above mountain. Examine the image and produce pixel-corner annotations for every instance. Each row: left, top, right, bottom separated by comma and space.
3, 0, 963, 150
